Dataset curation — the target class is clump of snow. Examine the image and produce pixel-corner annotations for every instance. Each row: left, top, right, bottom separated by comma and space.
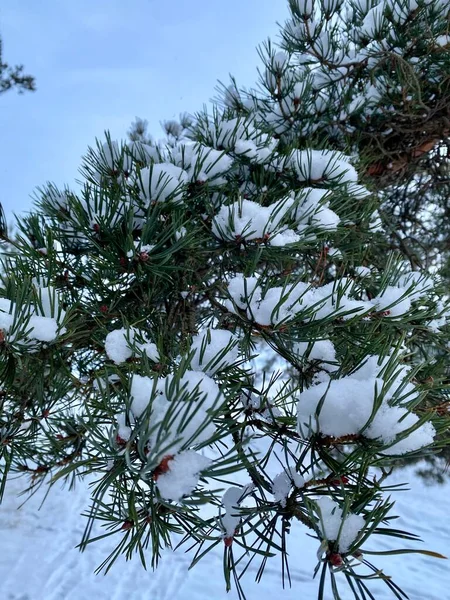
155, 451, 211, 502
293, 339, 338, 372
327, 247, 342, 259
0, 286, 65, 344
397, 271, 434, 302
368, 210, 383, 231
198, 116, 277, 164
130, 374, 159, 418
211, 187, 346, 246
171, 142, 233, 183
435, 34, 450, 47
289, 149, 357, 183
220, 486, 254, 537
224, 275, 373, 326
372, 285, 411, 317
128, 140, 161, 164
33, 284, 66, 321
212, 197, 299, 245
271, 468, 305, 507
139, 341, 160, 361
105, 327, 159, 364
370, 271, 436, 317
133, 240, 155, 255
27, 316, 59, 342
105, 328, 134, 364
225, 274, 260, 311
0, 298, 14, 331
225, 275, 309, 325
98, 140, 132, 176
138, 163, 189, 205
175, 226, 187, 240
357, 2, 386, 38
130, 370, 222, 460
297, 356, 436, 454
224, 269, 439, 327
354, 266, 371, 277
315, 497, 365, 553
116, 413, 132, 442
190, 328, 240, 375
293, 187, 340, 231
351, 354, 420, 407
42, 184, 71, 212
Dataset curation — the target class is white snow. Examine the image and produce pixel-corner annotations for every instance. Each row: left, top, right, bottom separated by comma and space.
138, 162, 189, 205
372, 285, 411, 317
116, 413, 132, 442
225, 275, 375, 326
130, 373, 157, 418
129, 371, 222, 461
315, 496, 365, 553
171, 142, 233, 183
296, 359, 436, 454
105, 327, 159, 364
197, 116, 278, 163
212, 197, 299, 245
0, 464, 448, 600
289, 149, 358, 183
27, 315, 59, 342
105, 328, 134, 364
271, 468, 305, 507
189, 328, 240, 375
155, 451, 211, 501
293, 339, 338, 371
293, 187, 340, 231
0, 284, 66, 344
98, 140, 132, 176
221, 486, 247, 537
354, 265, 371, 277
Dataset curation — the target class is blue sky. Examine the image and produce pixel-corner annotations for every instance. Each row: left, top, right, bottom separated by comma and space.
0, 0, 289, 222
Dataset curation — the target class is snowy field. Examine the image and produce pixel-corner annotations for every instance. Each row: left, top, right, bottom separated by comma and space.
0, 464, 448, 600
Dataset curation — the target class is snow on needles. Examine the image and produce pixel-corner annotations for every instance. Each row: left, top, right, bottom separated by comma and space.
155, 451, 211, 502
0, 285, 65, 344
224, 275, 372, 326
212, 197, 299, 245
129, 370, 222, 461
114, 369, 223, 501
138, 163, 189, 205
315, 497, 365, 554
271, 468, 305, 507
224, 271, 439, 326
297, 354, 436, 454
220, 485, 254, 538
105, 327, 159, 364
289, 149, 358, 184
189, 328, 240, 375
293, 339, 338, 372
211, 188, 343, 247
171, 143, 233, 184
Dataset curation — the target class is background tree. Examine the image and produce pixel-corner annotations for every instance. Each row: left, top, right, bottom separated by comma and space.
0, 36, 35, 95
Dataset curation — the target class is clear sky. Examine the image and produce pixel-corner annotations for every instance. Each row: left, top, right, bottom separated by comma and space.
0, 0, 289, 222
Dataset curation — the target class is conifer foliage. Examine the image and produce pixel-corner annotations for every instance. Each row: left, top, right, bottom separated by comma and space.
1, 1, 450, 599
219, 0, 450, 270
0, 36, 35, 95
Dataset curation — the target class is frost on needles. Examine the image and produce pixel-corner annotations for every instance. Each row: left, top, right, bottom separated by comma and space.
1, 1, 450, 599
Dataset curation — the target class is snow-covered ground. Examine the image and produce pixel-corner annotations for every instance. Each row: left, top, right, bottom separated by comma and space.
0, 464, 448, 600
